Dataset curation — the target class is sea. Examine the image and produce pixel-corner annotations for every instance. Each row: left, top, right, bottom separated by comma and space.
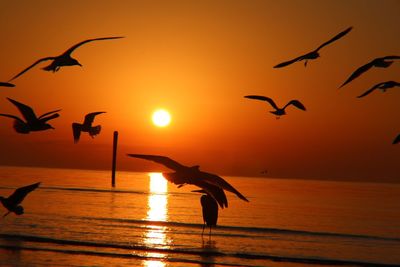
0, 166, 399, 267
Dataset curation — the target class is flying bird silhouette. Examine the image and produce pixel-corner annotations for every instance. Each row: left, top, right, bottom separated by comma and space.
0, 82, 15, 87
126, 154, 248, 206
9, 36, 124, 82
393, 134, 400, 145
0, 98, 60, 133
357, 81, 400, 98
0, 182, 40, 217
340, 56, 400, 88
72, 112, 106, 143
193, 190, 219, 236
244, 95, 306, 118
274, 26, 352, 68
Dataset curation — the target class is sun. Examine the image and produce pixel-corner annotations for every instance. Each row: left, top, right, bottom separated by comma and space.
152, 109, 171, 127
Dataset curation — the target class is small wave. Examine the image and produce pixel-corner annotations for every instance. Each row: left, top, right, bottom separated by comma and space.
80, 216, 400, 242
0, 234, 398, 267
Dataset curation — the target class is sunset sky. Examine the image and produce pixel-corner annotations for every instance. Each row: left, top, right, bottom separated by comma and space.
0, 0, 399, 182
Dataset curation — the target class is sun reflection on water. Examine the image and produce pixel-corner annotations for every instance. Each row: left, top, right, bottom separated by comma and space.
143, 173, 169, 267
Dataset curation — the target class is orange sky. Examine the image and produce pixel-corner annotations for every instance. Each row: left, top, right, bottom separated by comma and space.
0, 0, 399, 182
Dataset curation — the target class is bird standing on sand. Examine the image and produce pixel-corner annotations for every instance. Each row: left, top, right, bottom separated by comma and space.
0, 98, 60, 133
357, 81, 400, 98
340, 56, 400, 88
0, 182, 40, 217
9, 36, 124, 81
126, 154, 248, 206
0, 82, 15, 87
193, 190, 218, 237
244, 95, 306, 118
274, 26, 352, 68
72, 112, 106, 143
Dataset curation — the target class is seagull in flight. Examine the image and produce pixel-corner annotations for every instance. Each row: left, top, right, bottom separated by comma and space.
9, 36, 124, 82
357, 81, 400, 98
0, 82, 15, 87
274, 26, 352, 68
0, 182, 40, 217
127, 154, 249, 206
72, 112, 106, 143
340, 56, 400, 88
244, 95, 306, 118
0, 98, 60, 133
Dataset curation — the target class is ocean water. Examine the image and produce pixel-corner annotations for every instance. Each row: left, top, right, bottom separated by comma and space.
0, 166, 399, 267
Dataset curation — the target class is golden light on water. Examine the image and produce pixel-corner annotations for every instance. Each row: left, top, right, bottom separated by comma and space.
143, 173, 169, 267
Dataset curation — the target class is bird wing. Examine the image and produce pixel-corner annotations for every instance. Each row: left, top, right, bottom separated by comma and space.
62, 37, 125, 56
8, 57, 55, 82
393, 134, 400, 145
7, 182, 40, 205
197, 171, 249, 202
193, 185, 228, 209
0, 82, 15, 87
315, 26, 353, 51
83, 112, 106, 127
38, 109, 62, 120
0, 113, 25, 123
127, 154, 187, 171
6, 98, 38, 122
382, 55, 400, 60
357, 82, 385, 98
339, 61, 374, 88
284, 100, 306, 111
273, 54, 306, 68
72, 123, 82, 143
244, 95, 279, 110
40, 113, 60, 123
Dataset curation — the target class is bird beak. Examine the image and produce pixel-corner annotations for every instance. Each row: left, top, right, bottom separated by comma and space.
78, 63, 83, 67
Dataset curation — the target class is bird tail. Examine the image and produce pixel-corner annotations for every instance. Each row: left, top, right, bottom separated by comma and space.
89, 125, 101, 137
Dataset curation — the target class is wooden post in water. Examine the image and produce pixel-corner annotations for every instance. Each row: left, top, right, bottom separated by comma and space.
111, 131, 118, 187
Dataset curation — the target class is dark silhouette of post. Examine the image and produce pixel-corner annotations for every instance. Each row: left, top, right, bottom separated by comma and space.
111, 131, 118, 187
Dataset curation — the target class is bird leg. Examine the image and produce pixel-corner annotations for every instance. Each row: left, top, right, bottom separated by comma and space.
201, 223, 206, 236
304, 60, 308, 67
2, 211, 11, 218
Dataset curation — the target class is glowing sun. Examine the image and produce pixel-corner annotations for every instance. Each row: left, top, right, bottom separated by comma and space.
152, 109, 171, 127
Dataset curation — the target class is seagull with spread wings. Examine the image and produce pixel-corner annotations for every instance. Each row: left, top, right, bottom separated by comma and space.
0, 182, 40, 217
340, 56, 400, 88
274, 26, 352, 68
244, 95, 306, 118
127, 154, 248, 207
357, 81, 400, 98
72, 112, 106, 143
9, 36, 124, 81
0, 98, 60, 133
